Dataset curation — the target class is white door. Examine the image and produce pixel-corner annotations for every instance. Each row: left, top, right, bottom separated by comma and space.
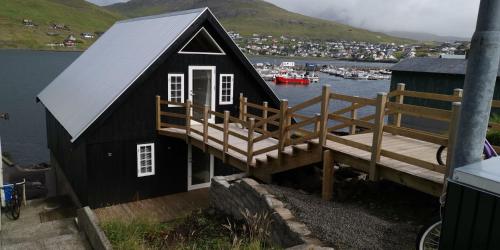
188, 66, 216, 123
187, 144, 214, 190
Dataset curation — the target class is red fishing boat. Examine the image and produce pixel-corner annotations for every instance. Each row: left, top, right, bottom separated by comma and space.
274, 73, 310, 85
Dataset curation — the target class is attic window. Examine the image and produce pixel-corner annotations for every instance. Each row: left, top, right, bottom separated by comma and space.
179, 28, 225, 55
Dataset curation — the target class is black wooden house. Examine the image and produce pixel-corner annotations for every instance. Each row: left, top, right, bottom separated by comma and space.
37, 8, 279, 208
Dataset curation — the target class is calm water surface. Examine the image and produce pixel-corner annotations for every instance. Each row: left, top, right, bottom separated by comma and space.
0, 50, 390, 164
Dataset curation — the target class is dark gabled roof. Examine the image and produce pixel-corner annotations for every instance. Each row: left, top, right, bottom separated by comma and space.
37, 7, 279, 142
390, 57, 500, 76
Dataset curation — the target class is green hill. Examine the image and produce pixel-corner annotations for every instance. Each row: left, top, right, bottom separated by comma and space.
107, 0, 411, 43
0, 0, 121, 50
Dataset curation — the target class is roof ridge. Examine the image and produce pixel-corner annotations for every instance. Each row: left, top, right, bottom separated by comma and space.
117, 7, 208, 24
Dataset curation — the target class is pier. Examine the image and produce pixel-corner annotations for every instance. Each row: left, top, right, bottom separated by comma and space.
156, 84, 500, 200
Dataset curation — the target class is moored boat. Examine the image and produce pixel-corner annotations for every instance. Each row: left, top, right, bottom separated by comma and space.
275, 75, 310, 85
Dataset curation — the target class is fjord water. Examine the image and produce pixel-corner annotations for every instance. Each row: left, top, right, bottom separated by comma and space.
0, 50, 390, 164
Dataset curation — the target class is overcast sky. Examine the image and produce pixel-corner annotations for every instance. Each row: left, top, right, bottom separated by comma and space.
89, 0, 480, 38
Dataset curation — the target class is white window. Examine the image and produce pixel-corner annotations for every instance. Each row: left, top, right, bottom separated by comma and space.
137, 143, 155, 177
179, 27, 225, 55
168, 74, 184, 107
219, 74, 234, 105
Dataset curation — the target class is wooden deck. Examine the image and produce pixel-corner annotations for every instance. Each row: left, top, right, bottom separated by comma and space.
325, 132, 444, 196
156, 84, 500, 200
94, 189, 209, 223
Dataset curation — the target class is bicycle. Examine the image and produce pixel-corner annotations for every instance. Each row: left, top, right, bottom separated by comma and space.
417, 140, 497, 249
1, 180, 26, 220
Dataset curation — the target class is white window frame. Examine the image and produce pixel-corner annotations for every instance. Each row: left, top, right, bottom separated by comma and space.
137, 143, 155, 177
219, 74, 234, 105
178, 27, 226, 55
167, 74, 184, 107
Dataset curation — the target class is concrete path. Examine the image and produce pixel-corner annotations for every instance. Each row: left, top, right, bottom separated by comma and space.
0, 198, 91, 250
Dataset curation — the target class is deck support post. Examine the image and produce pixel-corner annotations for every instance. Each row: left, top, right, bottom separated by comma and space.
223, 111, 230, 163
394, 83, 405, 127
262, 101, 268, 132
185, 100, 191, 139
278, 99, 289, 162
247, 118, 255, 172
203, 105, 209, 152
319, 85, 331, 147
369, 92, 388, 181
350, 99, 358, 135
322, 150, 334, 201
155, 95, 161, 130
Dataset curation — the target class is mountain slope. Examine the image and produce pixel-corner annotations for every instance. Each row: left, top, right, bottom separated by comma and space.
107, 0, 411, 43
0, 0, 121, 49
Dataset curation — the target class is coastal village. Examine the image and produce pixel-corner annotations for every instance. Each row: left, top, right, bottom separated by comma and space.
1, 1, 499, 250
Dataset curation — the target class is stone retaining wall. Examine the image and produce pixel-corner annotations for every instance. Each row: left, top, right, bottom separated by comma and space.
210, 175, 328, 249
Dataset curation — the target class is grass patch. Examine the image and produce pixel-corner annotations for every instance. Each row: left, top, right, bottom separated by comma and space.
101, 209, 280, 250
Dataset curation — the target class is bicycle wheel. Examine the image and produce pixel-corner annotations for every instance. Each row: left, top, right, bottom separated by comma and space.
436, 146, 446, 166
10, 187, 21, 220
417, 218, 441, 250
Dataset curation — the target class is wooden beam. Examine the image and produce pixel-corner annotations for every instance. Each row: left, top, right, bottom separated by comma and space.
322, 150, 334, 201
278, 99, 289, 161
247, 118, 255, 171
203, 105, 209, 152
350, 99, 358, 135
318, 85, 331, 147
262, 101, 268, 131
369, 92, 387, 181
394, 83, 405, 127
155, 95, 161, 130
223, 110, 229, 163
239, 93, 243, 121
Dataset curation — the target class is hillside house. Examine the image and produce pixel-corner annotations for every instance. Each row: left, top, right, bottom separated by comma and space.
37, 8, 279, 208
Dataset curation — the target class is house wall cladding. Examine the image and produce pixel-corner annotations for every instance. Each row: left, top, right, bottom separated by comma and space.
80, 21, 275, 207
210, 175, 327, 248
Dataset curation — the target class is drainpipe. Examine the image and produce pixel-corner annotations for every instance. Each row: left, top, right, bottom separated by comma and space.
450, 0, 500, 172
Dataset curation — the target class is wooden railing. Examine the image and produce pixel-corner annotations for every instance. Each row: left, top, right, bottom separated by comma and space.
157, 83, 500, 181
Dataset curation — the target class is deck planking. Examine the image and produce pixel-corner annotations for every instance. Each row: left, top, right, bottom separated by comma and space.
325, 132, 444, 185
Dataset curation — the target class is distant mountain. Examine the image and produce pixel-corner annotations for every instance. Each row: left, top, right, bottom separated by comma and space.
384, 31, 469, 43
106, 0, 412, 43
0, 0, 121, 50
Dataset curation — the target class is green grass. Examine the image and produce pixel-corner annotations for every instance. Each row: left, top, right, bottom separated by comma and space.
100, 210, 280, 250
107, 0, 412, 44
0, 0, 121, 50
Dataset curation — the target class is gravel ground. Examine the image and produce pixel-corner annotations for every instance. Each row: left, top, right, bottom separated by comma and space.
265, 180, 439, 250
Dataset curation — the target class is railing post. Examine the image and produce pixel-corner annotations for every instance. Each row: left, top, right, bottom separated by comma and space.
314, 113, 321, 135
278, 99, 289, 155
445, 102, 462, 180
350, 99, 358, 135
185, 100, 191, 138
453, 88, 463, 99
203, 104, 209, 152
243, 97, 248, 122
262, 101, 268, 132
247, 118, 255, 171
369, 92, 388, 181
156, 95, 161, 130
239, 93, 244, 120
319, 85, 331, 147
394, 83, 405, 127
223, 110, 230, 163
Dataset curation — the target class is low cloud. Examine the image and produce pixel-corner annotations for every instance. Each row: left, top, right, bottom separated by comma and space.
265, 0, 479, 38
